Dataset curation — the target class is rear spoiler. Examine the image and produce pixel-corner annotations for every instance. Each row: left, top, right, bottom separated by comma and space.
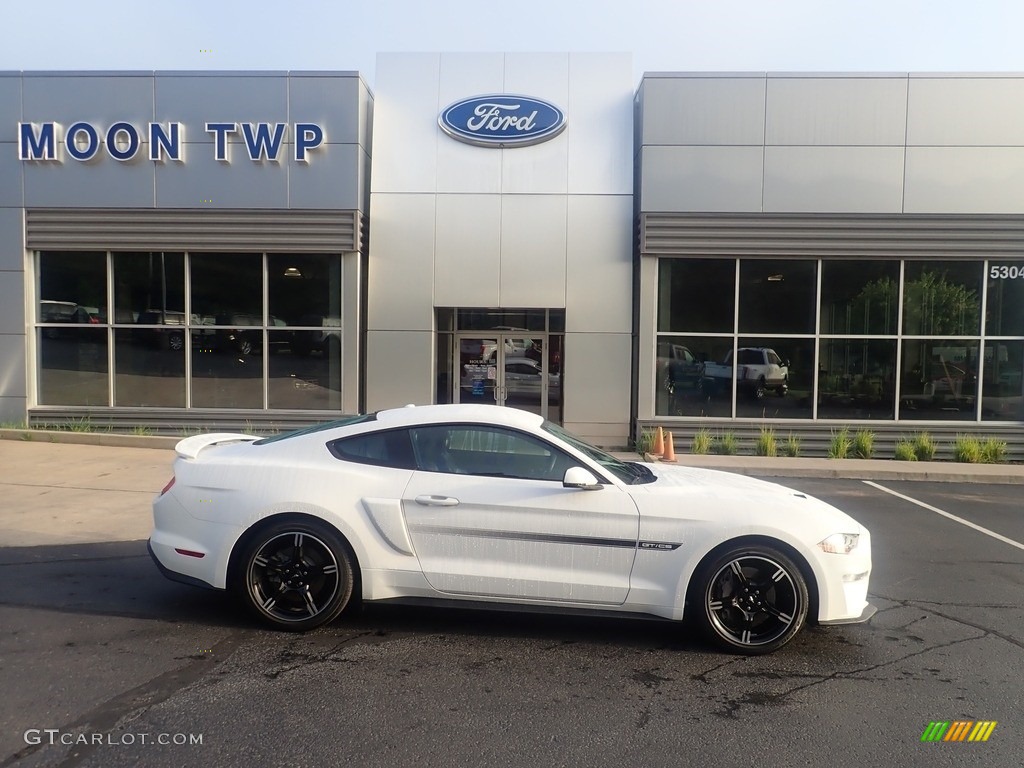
175, 433, 259, 460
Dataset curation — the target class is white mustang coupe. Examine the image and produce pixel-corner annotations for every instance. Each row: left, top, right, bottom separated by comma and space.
150, 404, 874, 654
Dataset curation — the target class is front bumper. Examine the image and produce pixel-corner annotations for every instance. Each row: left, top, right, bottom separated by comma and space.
818, 602, 877, 625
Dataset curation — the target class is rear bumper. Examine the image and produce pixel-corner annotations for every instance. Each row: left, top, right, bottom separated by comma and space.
818, 602, 877, 626
148, 539, 220, 591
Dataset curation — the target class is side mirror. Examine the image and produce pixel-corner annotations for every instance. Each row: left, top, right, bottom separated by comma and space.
563, 466, 603, 490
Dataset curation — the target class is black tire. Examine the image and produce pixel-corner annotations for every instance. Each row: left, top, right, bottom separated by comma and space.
168, 332, 185, 352
752, 377, 767, 400
234, 519, 355, 632
237, 338, 254, 355
776, 377, 788, 397
691, 543, 809, 654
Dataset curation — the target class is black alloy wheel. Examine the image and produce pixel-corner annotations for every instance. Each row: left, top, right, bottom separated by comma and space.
236, 521, 354, 631
694, 544, 808, 654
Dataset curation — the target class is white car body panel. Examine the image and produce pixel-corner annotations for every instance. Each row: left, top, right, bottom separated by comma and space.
150, 404, 873, 644
402, 471, 639, 604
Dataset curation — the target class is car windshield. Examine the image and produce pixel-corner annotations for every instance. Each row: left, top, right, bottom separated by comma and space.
542, 421, 655, 485
253, 414, 377, 445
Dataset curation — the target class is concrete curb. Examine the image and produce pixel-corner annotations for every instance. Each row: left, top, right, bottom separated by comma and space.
0, 429, 178, 450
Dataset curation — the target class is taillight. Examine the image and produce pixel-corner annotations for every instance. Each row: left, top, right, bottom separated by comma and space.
160, 477, 176, 496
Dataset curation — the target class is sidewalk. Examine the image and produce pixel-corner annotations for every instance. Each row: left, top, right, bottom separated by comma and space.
1, 434, 1022, 549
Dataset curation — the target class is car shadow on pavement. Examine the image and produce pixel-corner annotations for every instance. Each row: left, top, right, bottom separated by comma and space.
0, 539, 246, 628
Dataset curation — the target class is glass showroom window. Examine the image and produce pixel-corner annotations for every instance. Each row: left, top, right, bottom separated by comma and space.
656, 259, 734, 417
113, 252, 186, 407
37, 251, 108, 406
817, 261, 899, 420
37, 251, 345, 412
898, 262, 982, 421
982, 262, 1024, 421
655, 258, 817, 419
654, 257, 1024, 424
267, 254, 342, 411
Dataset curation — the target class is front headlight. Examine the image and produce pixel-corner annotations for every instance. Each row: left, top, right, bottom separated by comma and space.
818, 533, 860, 554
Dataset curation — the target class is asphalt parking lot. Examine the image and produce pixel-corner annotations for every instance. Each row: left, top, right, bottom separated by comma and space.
0, 441, 1021, 767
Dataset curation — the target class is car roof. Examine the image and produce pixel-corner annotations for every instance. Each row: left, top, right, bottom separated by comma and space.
374, 403, 545, 430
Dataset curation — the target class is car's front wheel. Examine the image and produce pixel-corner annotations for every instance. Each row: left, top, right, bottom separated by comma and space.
235, 520, 354, 631
692, 544, 809, 654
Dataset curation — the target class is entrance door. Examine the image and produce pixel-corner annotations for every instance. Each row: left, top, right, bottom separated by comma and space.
456, 334, 560, 419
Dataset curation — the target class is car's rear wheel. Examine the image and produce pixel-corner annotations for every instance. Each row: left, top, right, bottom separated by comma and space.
693, 544, 808, 654
235, 520, 354, 631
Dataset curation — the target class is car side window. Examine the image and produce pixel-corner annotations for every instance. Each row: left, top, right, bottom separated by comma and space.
409, 425, 576, 481
328, 429, 415, 470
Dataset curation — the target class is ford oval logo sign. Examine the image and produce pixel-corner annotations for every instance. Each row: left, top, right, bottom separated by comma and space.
439, 94, 567, 148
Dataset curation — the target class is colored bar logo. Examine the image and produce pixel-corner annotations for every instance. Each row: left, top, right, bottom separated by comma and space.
921, 721, 997, 742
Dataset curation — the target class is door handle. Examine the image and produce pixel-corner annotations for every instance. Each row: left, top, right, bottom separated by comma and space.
414, 495, 460, 507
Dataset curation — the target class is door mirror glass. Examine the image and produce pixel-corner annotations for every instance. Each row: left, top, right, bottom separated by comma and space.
563, 466, 602, 490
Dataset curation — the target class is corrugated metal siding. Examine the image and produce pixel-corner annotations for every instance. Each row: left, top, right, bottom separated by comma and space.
25, 209, 362, 253
641, 214, 1024, 258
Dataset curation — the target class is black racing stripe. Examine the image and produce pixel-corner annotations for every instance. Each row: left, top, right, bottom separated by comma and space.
410, 525, 637, 549
410, 526, 682, 552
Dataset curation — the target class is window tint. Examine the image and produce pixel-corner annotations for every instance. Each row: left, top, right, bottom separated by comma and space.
410, 425, 575, 481
328, 428, 415, 469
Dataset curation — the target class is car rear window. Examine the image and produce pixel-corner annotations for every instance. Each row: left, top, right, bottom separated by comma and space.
327, 428, 415, 469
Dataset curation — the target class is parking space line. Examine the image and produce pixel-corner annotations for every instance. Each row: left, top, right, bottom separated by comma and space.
864, 480, 1024, 552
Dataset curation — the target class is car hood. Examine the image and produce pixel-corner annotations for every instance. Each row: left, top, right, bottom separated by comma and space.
632, 462, 863, 530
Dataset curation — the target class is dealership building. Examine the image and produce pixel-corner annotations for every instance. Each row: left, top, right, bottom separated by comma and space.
2, 55, 1023, 453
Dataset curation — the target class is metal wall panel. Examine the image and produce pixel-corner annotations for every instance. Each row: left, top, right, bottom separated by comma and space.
501, 54, 570, 195
436, 54, 504, 194
287, 75, 362, 146
371, 53, 441, 194
636, 257, 658, 419
640, 76, 766, 146
904, 147, 1024, 214
0, 396, 27, 424
25, 209, 359, 252
25, 155, 156, 208
154, 74, 289, 146
764, 146, 905, 213
22, 74, 154, 129
567, 53, 633, 195
0, 148, 23, 208
0, 75, 22, 143
562, 331, 631, 444
366, 193, 435, 331
0, 267, 25, 334
565, 195, 632, 333
908, 77, 1024, 146
341, 251, 362, 414
640, 145, 764, 212
288, 142, 362, 210
765, 76, 908, 146
0, 208, 23, 271
0, 333, 27, 399
433, 194, 501, 307
364, 330, 435, 412
499, 194, 567, 308
155, 154, 286, 208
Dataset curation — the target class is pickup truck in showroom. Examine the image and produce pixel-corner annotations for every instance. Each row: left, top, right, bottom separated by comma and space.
702, 347, 789, 399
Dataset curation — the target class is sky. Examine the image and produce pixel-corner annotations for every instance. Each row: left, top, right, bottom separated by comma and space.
2, 0, 1023, 88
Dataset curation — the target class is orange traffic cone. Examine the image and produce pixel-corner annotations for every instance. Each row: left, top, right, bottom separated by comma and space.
652, 426, 665, 457
663, 431, 677, 462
